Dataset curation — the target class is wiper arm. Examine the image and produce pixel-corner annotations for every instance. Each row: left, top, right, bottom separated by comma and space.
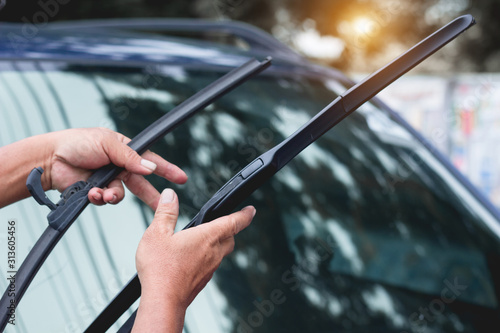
90, 14, 475, 333
0, 56, 271, 331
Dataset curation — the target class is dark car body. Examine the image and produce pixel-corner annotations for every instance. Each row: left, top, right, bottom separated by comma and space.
1, 19, 500, 332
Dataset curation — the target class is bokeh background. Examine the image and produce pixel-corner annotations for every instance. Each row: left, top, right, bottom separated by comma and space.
1, 0, 499, 207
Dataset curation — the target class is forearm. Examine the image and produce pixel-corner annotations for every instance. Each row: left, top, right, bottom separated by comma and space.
0, 133, 54, 208
132, 288, 186, 333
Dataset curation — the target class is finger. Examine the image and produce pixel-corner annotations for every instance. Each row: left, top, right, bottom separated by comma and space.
102, 136, 158, 175
151, 188, 179, 236
142, 150, 188, 184
88, 187, 105, 205
102, 179, 125, 204
207, 206, 256, 241
123, 173, 161, 210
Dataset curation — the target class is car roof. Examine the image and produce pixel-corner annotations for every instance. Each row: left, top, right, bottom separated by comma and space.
0, 24, 247, 65
0, 20, 289, 64
0, 18, 351, 82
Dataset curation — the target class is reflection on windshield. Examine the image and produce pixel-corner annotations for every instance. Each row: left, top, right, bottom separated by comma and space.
1, 62, 499, 333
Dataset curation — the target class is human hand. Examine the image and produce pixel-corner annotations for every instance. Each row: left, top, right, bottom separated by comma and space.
133, 188, 255, 332
47, 128, 187, 209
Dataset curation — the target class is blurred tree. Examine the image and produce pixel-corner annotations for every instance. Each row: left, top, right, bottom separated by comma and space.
0, 0, 498, 72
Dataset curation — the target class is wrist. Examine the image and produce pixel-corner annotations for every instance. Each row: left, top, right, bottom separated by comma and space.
133, 288, 187, 333
140, 278, 188, 310
41, 132, 60, 191
0, 132, 57, 207
37, 132, 58, 191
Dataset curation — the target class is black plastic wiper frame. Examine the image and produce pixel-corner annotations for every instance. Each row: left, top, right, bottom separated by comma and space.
88, 14, 475, 333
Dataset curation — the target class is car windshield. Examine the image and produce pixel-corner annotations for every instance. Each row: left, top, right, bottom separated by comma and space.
1, 61, 499, 332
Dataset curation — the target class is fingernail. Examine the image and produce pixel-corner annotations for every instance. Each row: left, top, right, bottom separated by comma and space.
107, 195, 117, 204
93, 192, 102, 201
160, 188, 175, 204
141, 158, 157, 172
245, 206, 256, 218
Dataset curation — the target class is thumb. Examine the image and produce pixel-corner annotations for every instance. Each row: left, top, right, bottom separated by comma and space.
151, 188, 179, 236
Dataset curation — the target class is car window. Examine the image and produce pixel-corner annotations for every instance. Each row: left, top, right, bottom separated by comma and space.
1, 61, 499, 333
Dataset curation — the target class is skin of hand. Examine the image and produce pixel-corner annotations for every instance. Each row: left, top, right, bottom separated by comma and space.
132, 189, 256, 333
0, 128, 187, 209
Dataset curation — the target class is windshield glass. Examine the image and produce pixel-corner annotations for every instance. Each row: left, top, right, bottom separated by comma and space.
1, 61, 499, 333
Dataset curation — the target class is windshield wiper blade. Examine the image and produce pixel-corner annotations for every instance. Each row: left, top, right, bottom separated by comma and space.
0, 57, 271, 331
91, 14, 475, 333
185, 14, 475, 228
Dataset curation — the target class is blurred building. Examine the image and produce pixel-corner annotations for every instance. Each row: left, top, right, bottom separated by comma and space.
379, 74, 500, 209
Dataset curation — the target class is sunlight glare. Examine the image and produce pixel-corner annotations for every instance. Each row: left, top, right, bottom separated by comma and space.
353, 16, 376, 36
